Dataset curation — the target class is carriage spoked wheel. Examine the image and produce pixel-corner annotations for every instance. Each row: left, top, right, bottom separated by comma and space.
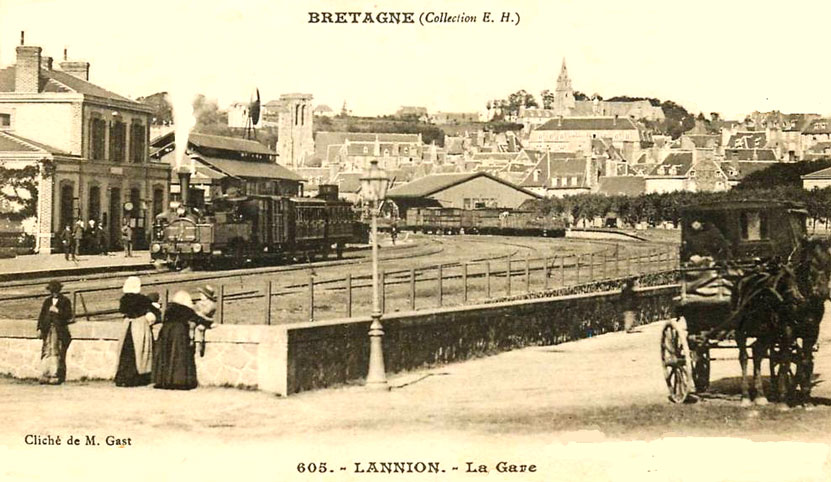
690, 346, 711, 393
661, 319, 694, 403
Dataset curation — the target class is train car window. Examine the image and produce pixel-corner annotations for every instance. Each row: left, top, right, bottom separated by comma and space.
740, 211, 767, 240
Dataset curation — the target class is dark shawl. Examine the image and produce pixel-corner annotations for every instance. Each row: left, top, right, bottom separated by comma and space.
37, 294, 72, 337
119, 293, 152, 319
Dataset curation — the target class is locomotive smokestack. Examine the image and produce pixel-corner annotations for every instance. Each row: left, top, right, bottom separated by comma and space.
178, 166, 191, 206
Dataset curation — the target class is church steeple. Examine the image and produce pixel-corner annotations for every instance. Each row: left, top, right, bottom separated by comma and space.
553, 57, 575, 115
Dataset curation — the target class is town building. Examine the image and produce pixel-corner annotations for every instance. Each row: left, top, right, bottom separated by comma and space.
528, 116, 643, 154
429, 111, 480, 125
0, 39, 169, 253
519, 151, 597, 198
801, 118, 831, 158
386, 172, 540, 217
150, 132, 302, 205
802, 165, 831, 190
275, 93, 315, 169
314, 131, 423, 170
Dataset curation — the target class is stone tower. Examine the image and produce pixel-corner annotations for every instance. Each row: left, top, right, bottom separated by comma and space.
277, 93, 314, 169
553, 58, 575, 116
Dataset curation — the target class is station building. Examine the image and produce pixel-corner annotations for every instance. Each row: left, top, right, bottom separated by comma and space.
386, 172, 540, 218
0, 39, 169, 253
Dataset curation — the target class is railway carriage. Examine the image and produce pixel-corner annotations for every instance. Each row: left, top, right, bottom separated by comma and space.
404, 207, 565, 237
151, 185, 358, 269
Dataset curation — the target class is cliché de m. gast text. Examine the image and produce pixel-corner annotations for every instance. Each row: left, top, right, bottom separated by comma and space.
308, 11, 520, 26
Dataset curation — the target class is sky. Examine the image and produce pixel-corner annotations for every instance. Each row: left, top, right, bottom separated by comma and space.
1, 0, 829, 120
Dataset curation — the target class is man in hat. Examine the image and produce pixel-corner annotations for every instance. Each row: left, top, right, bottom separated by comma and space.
72, 220, 84, 260
58, 225, 73, 261
121, 219, 133, 257
37, 280, 73, 384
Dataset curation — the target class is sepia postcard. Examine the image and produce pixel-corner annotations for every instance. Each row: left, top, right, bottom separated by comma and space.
1, 0, 830, 480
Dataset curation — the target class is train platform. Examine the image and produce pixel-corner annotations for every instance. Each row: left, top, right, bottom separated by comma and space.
0, 251, 153, 282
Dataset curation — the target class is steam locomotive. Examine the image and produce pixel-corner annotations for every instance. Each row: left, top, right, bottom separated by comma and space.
150, 177, 361, 269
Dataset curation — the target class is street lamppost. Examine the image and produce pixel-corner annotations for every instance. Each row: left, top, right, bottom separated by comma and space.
361, 159, 390, 390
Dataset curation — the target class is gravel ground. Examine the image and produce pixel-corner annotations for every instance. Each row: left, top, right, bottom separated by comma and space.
3, 307, 831, 481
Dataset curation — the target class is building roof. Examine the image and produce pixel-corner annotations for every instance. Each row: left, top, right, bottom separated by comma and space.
0, 65, 136, 104
648, 152, 694, 177
388, 172, 539, 199
0, 131, 68, 155
598, 176, 646, 196
720, 161, 774, 181
332, 172, 363, 193
187, 132, 275, 155
803, 118, 831, 135
536, 116, 639, 131
726, 132, 766, 149
724, 148, 777, 161
520, 151, 588, 189
801, 165, 831, 180
196, 155, 303, 181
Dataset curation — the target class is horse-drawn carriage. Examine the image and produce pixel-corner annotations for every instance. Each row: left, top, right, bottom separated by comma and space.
661, 200, 831, 406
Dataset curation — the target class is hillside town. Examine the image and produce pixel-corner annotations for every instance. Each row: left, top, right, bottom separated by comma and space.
1, 33, 831, 254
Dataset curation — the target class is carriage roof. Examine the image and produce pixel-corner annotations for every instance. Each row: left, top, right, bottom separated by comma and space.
680, 200, 807, 263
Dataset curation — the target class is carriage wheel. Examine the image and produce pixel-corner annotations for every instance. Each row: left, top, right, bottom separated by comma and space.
661, 319, 693, 403
691, 347, 711, 393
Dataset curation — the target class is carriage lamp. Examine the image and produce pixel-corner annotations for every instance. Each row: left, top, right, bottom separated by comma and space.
360, 160, 390, 391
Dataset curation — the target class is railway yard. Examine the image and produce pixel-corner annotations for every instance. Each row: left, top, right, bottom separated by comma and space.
0, 232, 678, 324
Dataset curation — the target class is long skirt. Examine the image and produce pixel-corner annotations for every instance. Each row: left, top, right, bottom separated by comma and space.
153, 322, 197, 390
114, 316, 153, 387
40, 326, 70, 385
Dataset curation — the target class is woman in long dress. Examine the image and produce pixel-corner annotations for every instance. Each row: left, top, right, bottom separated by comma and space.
153, 291, 211, 390
115, 276, 154, 386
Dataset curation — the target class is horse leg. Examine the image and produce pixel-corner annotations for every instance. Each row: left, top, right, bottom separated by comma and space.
776, 326, 794, 411
799, 329, 817, 409
738, 334, 751, 407
752, 339, 768, 405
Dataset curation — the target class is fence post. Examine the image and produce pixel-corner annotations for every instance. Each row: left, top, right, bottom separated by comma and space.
164, 289, 169, 313
544, 257, 549, 290
410, 269, 416, 311
525, 255, 531, 292
308, 274, 315, 322
575, 254, 581, 284
462, 263, 468, 303
560, 256, 565, 286
589, 252, 594, 281
506, 257, 512, 296
601, 252, 607, 279
615, 249, 620, 277
346, 273, 353, 318
217, 284, 224, 324
437, 265, 443, 307
485, 261, 491, 298
380, 270, 386, 314
264, 280, 272, 326
71, 290, 77, 322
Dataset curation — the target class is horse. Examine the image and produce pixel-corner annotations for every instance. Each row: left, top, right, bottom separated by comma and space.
735, 237, 831, 408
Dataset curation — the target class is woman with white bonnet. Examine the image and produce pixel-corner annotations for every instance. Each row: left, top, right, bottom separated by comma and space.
114, 276, 155, 386
153, 290, 210, 390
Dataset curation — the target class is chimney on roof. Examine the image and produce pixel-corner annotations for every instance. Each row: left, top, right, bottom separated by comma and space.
59, 49, 90, 81
15, 34, 42, 94
40, 56, 53, 71
60, 60, 90, 81
558, 115, 562, 127
614, 114, 618, 126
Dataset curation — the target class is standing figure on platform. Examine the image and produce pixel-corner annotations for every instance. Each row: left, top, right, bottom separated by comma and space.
72, 220, 84, 260
59, 225, 73, 261
153, 291, 210, 390
96, 221, 109, 256
87, 219, 99, 254
121, 219, 133, 257
37, 280, 72, 384
114, 276, 155, 387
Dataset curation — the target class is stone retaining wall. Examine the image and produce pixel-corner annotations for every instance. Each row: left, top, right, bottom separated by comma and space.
0, 285, 679, 395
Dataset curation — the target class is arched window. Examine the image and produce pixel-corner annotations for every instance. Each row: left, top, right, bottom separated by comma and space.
301, 104, 306, 126
295, 104, 300, 126
59, 183, 74, 230
88, 185, 101, 222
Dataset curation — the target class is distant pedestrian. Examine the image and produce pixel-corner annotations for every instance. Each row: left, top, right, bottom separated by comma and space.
87, 220, 99, 254
72, 220, 84, 260
121, 220, 133, 257
37, 280, 72, 384
194, 286, 217, 357
622, 278, 638, 333
154, 291, 211, 390
390, 222, 398, 246
95, 222, 109, 255
59, 225, 73, 261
